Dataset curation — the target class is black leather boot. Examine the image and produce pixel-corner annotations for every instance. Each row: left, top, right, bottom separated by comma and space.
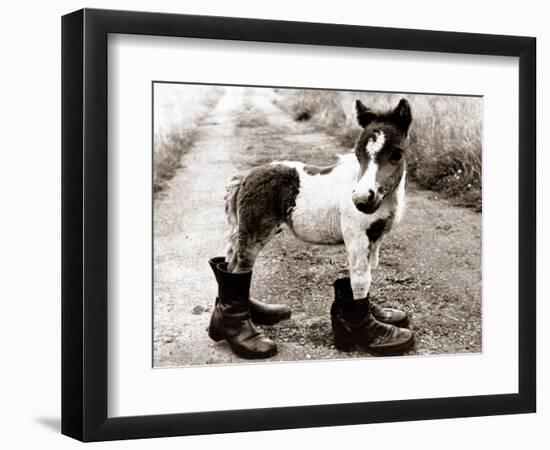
331, 278, 414, 356
209, 257, 291, 325
208, 260, 278, 359
333, 277, 408, 326
369, 302, 408, 326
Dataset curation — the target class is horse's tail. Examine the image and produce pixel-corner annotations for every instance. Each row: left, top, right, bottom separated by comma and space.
225, 174, 242, 228
224, 175, 243, 259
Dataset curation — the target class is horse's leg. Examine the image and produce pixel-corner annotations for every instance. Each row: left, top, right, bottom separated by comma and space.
225, 217, 290, 325
343, 228, 408, 327
369, 237, 383, 270
227, 221, 279, 273
227, 237, 263, 273
333, 225, 413, 354
225, 239, 236, 264
225, 165, 290, 273
342, 227, 372, 299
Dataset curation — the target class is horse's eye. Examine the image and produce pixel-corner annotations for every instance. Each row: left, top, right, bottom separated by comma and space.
389, 148, 403, 163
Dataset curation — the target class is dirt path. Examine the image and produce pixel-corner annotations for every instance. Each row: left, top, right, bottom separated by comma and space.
154, 87, 482, 367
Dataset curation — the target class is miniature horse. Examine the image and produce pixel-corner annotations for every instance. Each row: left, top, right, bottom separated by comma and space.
224, 98, 412, 302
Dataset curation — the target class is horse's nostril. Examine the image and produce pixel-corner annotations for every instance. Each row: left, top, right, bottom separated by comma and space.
367, 190, 375, 202
356, 202, 368, 212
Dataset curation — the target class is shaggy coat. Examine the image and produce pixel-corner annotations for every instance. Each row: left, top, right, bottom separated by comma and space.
225, 99, 412, 300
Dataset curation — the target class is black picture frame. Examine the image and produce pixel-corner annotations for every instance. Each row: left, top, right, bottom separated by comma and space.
61, 8, 536, 442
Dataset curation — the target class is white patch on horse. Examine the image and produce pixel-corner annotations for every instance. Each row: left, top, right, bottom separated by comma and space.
355, 160, 379, 196
366, 131, 385, 157
275, 160, 353, 244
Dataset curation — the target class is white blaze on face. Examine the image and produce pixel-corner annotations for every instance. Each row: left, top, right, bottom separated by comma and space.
355, 131, 385, 197
366, 131, 385, 158
356, 160, 378, 195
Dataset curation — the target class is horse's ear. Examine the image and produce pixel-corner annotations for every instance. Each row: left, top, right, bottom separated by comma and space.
391, 98, 412, 133
355, 99, 377, 128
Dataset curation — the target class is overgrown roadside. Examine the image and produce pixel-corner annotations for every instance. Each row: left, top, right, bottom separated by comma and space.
153, 84, 223, 193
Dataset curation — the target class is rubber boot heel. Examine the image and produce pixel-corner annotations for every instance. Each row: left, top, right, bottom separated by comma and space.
208, 305, 226, 342
334, 336, 355, 352
208, 314, 225, 342
208, 325, 224, 342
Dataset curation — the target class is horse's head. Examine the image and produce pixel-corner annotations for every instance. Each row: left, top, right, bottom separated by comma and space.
352, 98, 412, 214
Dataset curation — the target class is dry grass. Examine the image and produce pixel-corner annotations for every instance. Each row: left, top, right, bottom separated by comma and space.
276, 89, 483, 210
154, 84, 222, 192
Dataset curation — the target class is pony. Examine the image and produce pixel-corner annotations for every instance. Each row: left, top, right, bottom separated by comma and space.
224, 98, 412, 301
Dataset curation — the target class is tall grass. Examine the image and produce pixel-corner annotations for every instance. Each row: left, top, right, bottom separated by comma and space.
277, 90, 482, 209
154, 84, 222, 192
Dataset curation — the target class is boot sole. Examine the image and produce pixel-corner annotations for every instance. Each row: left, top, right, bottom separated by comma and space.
208, 328, 278, 360
229, 343, 278, 360
334, 335, 415, 356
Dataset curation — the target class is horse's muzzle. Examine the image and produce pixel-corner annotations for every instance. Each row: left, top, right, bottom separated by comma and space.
354, 200, 380, 214
353, 189, 381, 214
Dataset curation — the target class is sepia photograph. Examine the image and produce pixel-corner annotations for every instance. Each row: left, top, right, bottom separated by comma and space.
153, 83, 482, 367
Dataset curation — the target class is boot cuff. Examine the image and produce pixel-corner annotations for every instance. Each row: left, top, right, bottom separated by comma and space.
216, 262, 253, 299
208, 256, 225, 279
208, 256, 225, 269
331, 278, 369, 317
333, 277, 354, 302
333, 278, 368, 303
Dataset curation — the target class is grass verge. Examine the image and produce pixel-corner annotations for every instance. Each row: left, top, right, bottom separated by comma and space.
154, 84, 223, 193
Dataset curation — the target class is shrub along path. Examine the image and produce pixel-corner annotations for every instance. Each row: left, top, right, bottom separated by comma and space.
153, 87, 482, 367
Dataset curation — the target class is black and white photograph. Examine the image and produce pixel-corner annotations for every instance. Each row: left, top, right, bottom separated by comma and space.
153, 83, 483, 366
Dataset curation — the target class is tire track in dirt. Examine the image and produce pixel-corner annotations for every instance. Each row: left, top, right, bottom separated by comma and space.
154, 87, 482, 367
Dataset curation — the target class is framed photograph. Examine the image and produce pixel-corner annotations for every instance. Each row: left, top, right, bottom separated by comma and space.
62, 8, 536, 441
